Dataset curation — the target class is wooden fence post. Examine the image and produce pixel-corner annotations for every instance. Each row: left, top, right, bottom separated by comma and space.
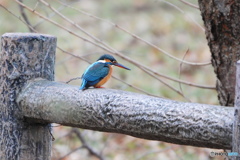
0, 33, 56, 160
233, 60, 240, 160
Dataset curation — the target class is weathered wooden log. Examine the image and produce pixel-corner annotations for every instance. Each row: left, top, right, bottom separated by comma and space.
0, 33, 56, 160
17, 79, 233, 149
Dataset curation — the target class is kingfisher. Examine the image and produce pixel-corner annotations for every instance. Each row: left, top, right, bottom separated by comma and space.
80, 54, 130, 90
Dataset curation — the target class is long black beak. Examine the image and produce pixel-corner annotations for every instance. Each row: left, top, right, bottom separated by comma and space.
114, 63, 131, 70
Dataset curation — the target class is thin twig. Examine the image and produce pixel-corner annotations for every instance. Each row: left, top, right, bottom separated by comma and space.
34, 4, 58, 27
139, 66, 190, 101
136, 146, 172, 160
66, 77, 81, 84
32, 1, 39, 11
39, 0, 111, 51
58, 146, 84, 160
178, 49, 191, 102
99, 133, 113, 156
178, 0, 199, 9
144, 66, 215, 89
56, 0, 210, 66
161, 0, 204, 31
38, 111, 55, 141
53, 127, 73, 142
33, 0, 77, 28
72, 128, 105, 160
15, 0, 112, 54
0, 4, 36, 32
48, 124, 55, 141
18, 0, 35, 32
57, 128, 105, 160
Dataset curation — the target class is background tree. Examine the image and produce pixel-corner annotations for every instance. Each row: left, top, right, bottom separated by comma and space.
198, 0, 240, 106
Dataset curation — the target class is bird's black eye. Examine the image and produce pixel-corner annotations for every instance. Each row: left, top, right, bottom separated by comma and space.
112, 60, 117, 63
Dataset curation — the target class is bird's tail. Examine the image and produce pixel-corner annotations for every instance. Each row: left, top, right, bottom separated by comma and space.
79, 79, 88, 90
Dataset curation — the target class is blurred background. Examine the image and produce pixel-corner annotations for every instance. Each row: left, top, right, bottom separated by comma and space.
0, 0, 225, 159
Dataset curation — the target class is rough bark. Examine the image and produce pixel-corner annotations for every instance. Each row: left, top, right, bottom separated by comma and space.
198, 1, 240, 106
0, 33, 56, 160
232, 60, 240, 159
17, 79, 233, 149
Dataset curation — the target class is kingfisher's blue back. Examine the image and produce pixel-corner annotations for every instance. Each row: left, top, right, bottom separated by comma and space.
80, 62, 110, 90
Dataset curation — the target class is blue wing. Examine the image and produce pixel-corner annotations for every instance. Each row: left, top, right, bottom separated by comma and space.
80, 62, 109, 89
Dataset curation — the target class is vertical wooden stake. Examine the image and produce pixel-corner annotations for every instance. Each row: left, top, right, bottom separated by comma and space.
232, 60, 240, 160
0, 33, 56, 160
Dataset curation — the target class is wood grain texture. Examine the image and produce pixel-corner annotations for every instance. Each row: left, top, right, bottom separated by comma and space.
17, 79, 233, 149
0, 33, 56, 160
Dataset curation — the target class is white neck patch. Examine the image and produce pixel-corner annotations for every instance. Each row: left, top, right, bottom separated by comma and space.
97, 60, 106, 63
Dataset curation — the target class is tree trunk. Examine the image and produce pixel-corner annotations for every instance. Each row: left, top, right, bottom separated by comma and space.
0, 33, 56, 160
198, 1, 240, 106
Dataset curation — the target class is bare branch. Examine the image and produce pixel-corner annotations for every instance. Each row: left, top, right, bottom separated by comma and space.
161, 0, 204, 31
56, 0, 210, 66
66, 77, 81, 84
58, 146, 84, 160
136, 146, 172, 160
72, 128, 105, 160
15, 0, 215, 93
178, 49, 191, 102
33, 1, 74, 28
0, 4, 36, 32
18, 0, 35, 32
14, 0, 112, 54
178, 0, 199, 9
58, 128, 105, 160
145, 67, 215, 89
38, 0, 107, 47
139, 66, 189, 100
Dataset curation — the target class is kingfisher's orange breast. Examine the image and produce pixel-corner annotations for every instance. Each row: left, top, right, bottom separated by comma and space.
94, 65, 113, 88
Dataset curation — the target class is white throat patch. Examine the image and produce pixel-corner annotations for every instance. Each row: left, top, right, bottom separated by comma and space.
97, 60, 106, 63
